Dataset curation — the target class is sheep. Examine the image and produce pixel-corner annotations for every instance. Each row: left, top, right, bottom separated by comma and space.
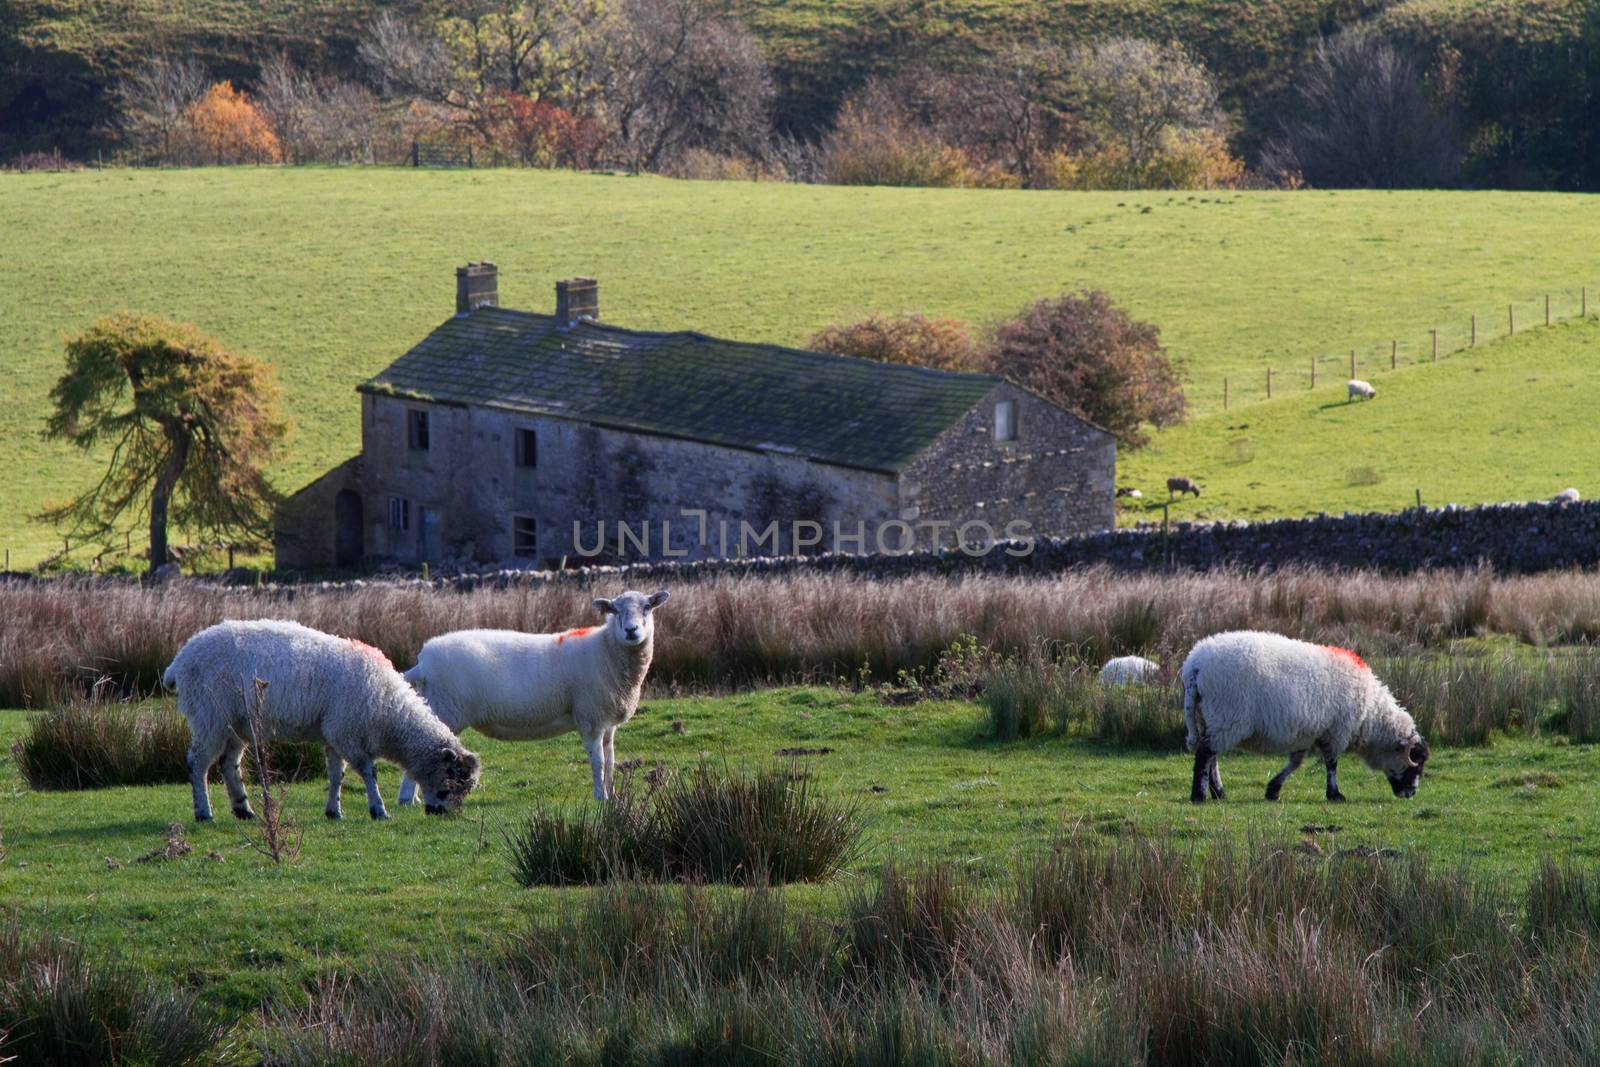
162, 620, 481, 822
397, 589, 669, 804
1347, 379, 1376, 401
1180, 630, 1428, 805
1552, 488, 1580, 505
1099, 655, 1160, 685
1115, 487, 1144, 500
1167, 476, 1201, 498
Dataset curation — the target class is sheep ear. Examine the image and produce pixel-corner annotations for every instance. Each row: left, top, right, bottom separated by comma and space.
593, 598, 616, 615
438, 747, 457, 764
647, 590, 669, 608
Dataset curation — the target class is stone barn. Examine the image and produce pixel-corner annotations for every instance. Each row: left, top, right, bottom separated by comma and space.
274, 264, 1116, 570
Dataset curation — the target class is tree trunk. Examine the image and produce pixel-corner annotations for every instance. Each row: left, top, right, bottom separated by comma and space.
148, 422, 192, 567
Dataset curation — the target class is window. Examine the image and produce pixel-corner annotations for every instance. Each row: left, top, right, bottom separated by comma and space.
515, 427, 538, 468
994, 400, 1018, 442
513, 516, 537, 557
388, 496, 410, 531
407, 409, 430, 450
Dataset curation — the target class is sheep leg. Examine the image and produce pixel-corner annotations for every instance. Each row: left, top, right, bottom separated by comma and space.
1190, 744, 1213, 804
396, 771, 419, 807
1265, 750, 1307, 801
1206, 753, 1225, 800
219, 734, 255, 820
325, 749, 346, 820
1320, 745, 1346, 802
186, 729, 227, 822
354, 758, 389, 819
581, 729, 607, 801
602, 727, 617, 797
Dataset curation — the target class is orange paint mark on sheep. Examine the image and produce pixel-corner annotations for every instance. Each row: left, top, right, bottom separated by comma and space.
1322, 645, 1367, 671
555, 626, 596, 646
347, 639, 393, 668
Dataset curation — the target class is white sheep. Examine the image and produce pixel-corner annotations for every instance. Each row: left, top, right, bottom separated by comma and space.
162, 620, 481, 822
1347, 379, 1376, 401
1099, 655, 1160, 685
1552, 488, 1580, 505
1167, 476, 1201, 498
397, 589, 669, 803
1180, 630, 1428, 804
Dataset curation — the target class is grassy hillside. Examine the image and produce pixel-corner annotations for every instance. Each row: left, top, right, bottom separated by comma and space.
2, 168, 1598, 564
1120, 316, 1600, 521
2, 687, 1592, 1007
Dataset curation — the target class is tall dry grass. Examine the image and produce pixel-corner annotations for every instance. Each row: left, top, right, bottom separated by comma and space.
5, 567, 1597, 708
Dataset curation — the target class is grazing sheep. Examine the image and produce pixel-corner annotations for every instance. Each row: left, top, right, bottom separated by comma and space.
398, 590, 669, 803
1347, 379, 1376, 401
162, 620, 480, 822
1099, 655, 1160, 685
1115, 487, 1144, 500
1180, 631, 1428, 805
1552, 488, 1580, 505
1167, 476, 1201, 498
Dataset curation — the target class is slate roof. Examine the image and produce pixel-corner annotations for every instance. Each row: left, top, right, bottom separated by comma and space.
359, 307, 1004, 474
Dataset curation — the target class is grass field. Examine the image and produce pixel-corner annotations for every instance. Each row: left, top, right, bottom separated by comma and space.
3, 169, 1600, 565
1121, 315, 1600, 520
2, 685, 1594, 1010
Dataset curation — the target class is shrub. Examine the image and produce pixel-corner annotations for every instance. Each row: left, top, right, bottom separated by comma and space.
821, 83, 1016, 188
0, 926, 230, 1066
1047, 127, 1247, 190
184, 81, 280, 164
807, 312, 981, 372
505, 763, 861, 886
981, 289, 1187, 446
1068, 39, 1229, 178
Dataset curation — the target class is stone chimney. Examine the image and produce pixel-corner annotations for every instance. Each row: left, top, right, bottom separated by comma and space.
456, 262, 499, 314
555, 277, 599, 325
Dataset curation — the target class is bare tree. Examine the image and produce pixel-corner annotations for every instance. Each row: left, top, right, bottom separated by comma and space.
115, 54, 206, 163
1263, 30, 1459, 188
590, 0, 771, 172
1070, 38, 1226, 173
257, 54, 314, 164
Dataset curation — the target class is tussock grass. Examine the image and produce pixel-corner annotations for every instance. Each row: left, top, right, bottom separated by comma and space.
505, 764, 862, 886
9, 566, 1600, 708
11, 686, 324, 791
263, 832, 1600, 1067
0, 925, 231, 1066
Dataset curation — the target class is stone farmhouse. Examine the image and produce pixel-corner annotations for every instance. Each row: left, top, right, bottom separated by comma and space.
273, 264, 1116, 570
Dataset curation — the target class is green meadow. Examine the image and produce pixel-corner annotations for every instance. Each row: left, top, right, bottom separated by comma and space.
2, 686, 1592, 1009
3, 169, 1599, 564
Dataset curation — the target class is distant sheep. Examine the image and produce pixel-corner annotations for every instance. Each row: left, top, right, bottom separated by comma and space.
1167, 477, 1201, 498
1099, 655, 1160, 685
1552, 488, 1580, 505
399, 590, 669, 803
1180, 631, 1428, 804
162, 620, 480, 822
1347, 379, 1376, 401
1116, 487, 1144, 500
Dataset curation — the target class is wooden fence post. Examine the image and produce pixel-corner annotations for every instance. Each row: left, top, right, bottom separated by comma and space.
1267, 368, 1272, 398
1391, 340, 1397, 370
1224, 377, 1228, 411
1310, 358, 1316, 388
1546, 293, 1551, 326
1509, 304, 1515, 336
1584, 287, 1589, 317
1349, 349, 1356, 379
1431, 329, 1438, 362
1471, 313, 1476, 346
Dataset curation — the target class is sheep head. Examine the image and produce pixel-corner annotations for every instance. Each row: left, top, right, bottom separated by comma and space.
1377, 736, 1429, 798
593, 589, 670, 649
420, 745, 481, 814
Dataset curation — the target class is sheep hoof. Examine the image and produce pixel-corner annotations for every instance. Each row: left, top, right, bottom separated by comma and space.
1190, 793, 1206, 805
369, 806, 389, 820
1265, 785, 1282, 801
1327, 792, 1347, 804
195, 813, 214, 823
325, 809, 342, 820
232, 806, 255, 821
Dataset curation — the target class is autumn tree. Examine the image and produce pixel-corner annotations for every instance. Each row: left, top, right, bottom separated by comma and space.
981, 291, 1186, 447
115, 54, 207, 163
1069, 39, 1227, 178
808, 312, 981, 372
187, 81, 280, 163
40, 314, 289, 568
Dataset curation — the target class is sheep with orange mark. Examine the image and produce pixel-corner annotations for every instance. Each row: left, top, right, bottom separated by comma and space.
397, 590, 669, 803
162, 620, 480, 822
1179, 630, 1428, 805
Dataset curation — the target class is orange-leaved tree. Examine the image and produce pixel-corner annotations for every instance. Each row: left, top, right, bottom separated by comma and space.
187, 81, 280, 164
40, 313, 289, 568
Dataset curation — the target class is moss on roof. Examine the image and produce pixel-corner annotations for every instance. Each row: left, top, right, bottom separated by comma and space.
359, 307, 1003, 473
